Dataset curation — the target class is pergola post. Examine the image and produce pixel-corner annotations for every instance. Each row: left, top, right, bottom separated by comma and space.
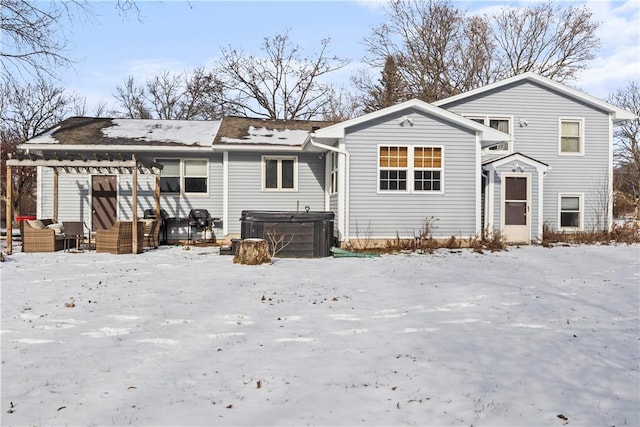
131, 155, 138, 254
5, 165, 13, 255
155, 172, 161, 220
53, 169, 59, 223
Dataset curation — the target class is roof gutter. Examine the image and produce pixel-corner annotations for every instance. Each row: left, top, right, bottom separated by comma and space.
18, 144, 215, 152
307, 134, 350, 243
210, 144, 304, 153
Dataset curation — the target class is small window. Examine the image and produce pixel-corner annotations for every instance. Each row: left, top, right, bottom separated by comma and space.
559, 195, 582, 229
329, 152, 339, 194
560, 119, 583, 155
263, 156, 297, 191
467, 116, 511, 151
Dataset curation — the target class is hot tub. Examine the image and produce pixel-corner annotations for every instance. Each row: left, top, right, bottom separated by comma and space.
240, 210, 335, 258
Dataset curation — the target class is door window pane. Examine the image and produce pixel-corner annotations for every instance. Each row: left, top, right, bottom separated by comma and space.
505, 177, 527, 200
505, 202, 527, 225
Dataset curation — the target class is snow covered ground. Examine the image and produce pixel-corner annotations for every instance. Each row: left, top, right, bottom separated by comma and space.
1, 243, 638, 426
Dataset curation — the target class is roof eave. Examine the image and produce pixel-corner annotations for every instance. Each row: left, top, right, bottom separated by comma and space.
434, 72, 636, 120
211, 144, 303, 152
18, 144, 214, 152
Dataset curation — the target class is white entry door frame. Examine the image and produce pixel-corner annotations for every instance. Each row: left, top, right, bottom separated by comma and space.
501, 173, 532, 243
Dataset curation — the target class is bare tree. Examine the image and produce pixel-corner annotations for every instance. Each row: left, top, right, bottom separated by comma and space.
493, 2, 600, 82
1, 0, 139, 86
356, 0, 600, 107
114, 69, 227, 120
0, 1, 70, 84
70, 96, 111, 117
319, 87, 360, 121
610, 81, 640, 218
215, 30, 350, 120
1, 78, 74, 219
113, 76, 152, 119
360, 0, 496, 103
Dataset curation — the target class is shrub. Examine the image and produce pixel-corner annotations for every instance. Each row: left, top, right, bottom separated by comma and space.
542, 221, 640, 246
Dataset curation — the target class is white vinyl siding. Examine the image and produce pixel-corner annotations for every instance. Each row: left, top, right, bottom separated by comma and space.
227, 152, 325, 235
441, 80, 610, 232
346, 109, 478, 240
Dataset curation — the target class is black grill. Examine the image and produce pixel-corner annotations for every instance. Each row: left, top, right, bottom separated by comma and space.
188, 209, 212, 228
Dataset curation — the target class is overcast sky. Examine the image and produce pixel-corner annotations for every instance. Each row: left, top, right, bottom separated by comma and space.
57, 0, 640, 113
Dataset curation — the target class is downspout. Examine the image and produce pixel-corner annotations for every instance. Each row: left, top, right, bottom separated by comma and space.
481, 169, 488, 240
608, 113, 614, 231
307, 136, 350, 244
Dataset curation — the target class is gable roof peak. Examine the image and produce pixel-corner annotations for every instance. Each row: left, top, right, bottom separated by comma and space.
433, 72, 635, 121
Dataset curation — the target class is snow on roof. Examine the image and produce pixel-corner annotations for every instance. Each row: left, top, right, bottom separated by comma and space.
102, 119, 222, 147
219, 126, 311, 146
24, 126, 61, 144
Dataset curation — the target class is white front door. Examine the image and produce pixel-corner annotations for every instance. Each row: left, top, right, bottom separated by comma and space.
502, 175, 530, 243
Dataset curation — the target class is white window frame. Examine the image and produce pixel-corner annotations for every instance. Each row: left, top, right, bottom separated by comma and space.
329, 151, 339, 195
156, 158, 209, 196
182, 159, 209, 195
558, 193, 583, 231
377, 145, 444, 194
262, 155, 298, 191
466, 115, 513, 153
558, 117, 585, 156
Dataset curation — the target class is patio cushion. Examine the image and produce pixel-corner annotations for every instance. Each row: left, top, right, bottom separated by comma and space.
27, 220, 45, 230
47, 224, 64, 234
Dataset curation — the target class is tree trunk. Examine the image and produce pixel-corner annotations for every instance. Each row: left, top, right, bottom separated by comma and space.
233, 239, 271, 265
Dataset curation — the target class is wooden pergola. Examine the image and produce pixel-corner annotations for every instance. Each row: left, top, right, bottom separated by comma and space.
5, 151, 163, 255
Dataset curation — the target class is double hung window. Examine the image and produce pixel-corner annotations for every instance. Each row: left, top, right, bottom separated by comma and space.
378, 146, 442, 192
560, 119, 584, 155
559, 194, 582, 229
157, 158, 208, 194
263, 156, 297, 191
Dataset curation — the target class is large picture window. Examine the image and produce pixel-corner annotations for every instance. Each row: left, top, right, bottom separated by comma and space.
559, 194, 582, 229
263, 156, 297, 191
559, 118, 584, 155
157, 158, 208, 194
378, 146, 443, 193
